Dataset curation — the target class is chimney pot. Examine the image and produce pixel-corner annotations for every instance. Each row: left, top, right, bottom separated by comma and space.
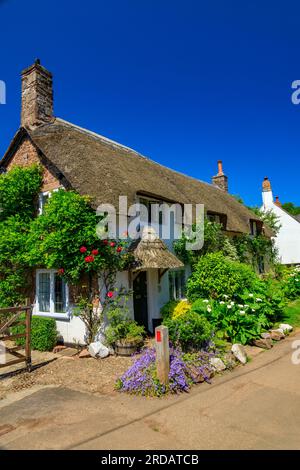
274, 196, 282, 207
217, 160, 224, 175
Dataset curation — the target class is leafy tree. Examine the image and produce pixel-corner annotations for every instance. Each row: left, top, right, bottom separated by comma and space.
282, 202, 300, 216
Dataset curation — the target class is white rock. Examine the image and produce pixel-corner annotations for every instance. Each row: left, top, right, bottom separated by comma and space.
210, 357, 226, 372
88, 341, 110, 359
273, 328, 286, 336
279, 323, 293, 333
231, 344, 247, 365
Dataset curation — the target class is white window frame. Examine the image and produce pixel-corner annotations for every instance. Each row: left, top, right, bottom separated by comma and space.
35, 269, 69, 319
38, 188, 61, 215
169, 269, 186, 301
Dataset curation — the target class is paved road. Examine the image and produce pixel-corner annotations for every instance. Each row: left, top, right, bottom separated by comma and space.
0, 332, 300, 450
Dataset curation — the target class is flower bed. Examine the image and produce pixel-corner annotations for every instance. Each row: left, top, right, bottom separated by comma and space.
116, 347, 215, 396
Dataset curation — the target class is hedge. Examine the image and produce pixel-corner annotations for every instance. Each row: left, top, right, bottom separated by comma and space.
11, 315, 58, 351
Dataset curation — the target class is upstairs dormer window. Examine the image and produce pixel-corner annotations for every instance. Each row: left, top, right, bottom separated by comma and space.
206, 212, 227, 229
250, 220, 262, 236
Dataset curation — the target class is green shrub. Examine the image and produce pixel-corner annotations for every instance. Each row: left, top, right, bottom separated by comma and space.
11, 315, 58, 351
105, 307, 145, 346
192, 298, 270, 345
160, 300, 179, 320
163, 310, 214, 351
282, 266, 300, 300
186, 252, 258, 302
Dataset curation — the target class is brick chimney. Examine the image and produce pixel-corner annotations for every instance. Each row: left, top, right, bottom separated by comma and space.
212, 160, 228, 192
21, 59, 53, 129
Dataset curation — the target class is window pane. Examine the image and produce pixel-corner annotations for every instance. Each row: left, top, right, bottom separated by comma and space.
54, 274, 67, 313
38, 273, 50, 312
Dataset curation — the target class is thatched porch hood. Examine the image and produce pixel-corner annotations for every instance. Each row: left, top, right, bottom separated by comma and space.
130, 227, 184, 271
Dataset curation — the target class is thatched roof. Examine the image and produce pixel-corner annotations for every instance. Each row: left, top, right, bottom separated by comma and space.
130, 227, 184, 270
1, 117, 271, 236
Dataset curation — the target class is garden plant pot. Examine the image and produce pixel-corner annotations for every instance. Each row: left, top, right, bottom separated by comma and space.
115, 341, 140, 356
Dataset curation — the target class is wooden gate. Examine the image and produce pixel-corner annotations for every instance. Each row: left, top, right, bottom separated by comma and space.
0, 306, 32, 372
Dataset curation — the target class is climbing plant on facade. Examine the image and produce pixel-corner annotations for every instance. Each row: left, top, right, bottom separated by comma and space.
0, 165, 43, 307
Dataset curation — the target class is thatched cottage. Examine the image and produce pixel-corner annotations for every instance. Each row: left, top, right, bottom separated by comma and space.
0, 61, 267, 344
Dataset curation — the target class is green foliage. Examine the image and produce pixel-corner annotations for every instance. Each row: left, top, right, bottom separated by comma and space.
12, 315, 57, 351
163, 310, 214, 351
0, 165, 42, 221
186, 252, 258, 302
283, 299, 300, 328
192, 298, 270, 345
282, 266, 300, 300
174, 219, 229, 265
160, 300, 179, 320
105, 306, 145, 346
282, 202, 300, 216
0, 165, 42, 307
250, 207, 281, 235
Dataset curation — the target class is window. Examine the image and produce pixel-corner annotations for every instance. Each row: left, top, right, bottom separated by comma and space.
36, 270, 69, 317
38, 188, 62, 215
207, 213, 221, 224
169, 270, 186, 301
38, 191, 50, 215
250, 220, 262, 236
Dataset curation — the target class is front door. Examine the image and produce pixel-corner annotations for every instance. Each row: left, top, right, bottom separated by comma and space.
133, 271, 148, 331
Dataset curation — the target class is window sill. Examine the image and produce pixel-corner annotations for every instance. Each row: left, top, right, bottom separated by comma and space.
34, 311, 70, 320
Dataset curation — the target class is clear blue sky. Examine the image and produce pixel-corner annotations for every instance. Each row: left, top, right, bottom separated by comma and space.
0, 0, 299, 206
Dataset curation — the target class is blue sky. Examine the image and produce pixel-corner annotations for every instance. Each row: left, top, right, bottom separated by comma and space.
0, 0, 299, 206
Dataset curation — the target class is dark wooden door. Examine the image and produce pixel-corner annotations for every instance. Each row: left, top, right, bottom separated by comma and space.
133, 271, 148, 331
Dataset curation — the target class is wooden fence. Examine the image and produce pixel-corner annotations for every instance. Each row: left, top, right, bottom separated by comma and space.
0, 306, 32, 372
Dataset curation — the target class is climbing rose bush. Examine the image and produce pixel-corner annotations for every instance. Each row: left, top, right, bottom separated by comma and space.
116, 347, 215, 396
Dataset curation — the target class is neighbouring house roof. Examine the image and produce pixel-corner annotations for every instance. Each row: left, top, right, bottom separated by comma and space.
1, 117, 270, 236
295, 214, 300, 223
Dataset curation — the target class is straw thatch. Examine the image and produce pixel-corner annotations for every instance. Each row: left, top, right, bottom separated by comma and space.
1, 118, 272, 236
130, 227, 184, 270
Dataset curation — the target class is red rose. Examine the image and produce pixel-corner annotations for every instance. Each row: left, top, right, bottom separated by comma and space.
80, 246, 87, 253
58, 268, 64, 275
116, 246, 122, 253
91, 249, 99, 256
85, 255, 95, 263
110, 242, 116, 247
107, 291, 114, 298
102, 240, 108, 245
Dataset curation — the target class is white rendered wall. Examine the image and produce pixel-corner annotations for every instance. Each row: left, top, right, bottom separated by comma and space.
261, 192, 300, 265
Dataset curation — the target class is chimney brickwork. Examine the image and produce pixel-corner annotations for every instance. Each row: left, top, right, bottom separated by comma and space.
21, 59, 53, 129
212, 160, 228, 192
